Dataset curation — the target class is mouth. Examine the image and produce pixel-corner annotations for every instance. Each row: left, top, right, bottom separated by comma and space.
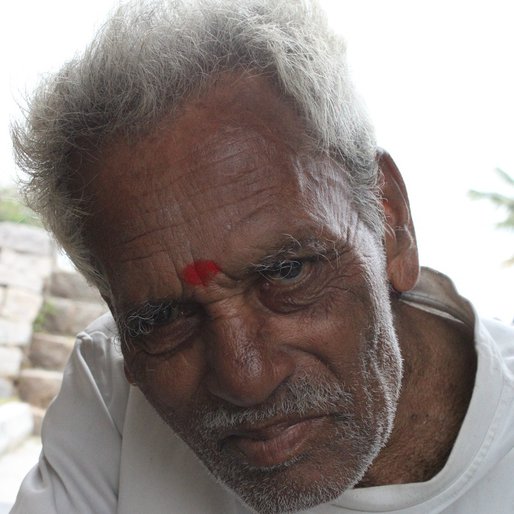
221, 415, 329, 468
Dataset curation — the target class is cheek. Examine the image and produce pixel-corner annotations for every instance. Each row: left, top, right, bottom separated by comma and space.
125, 343, 206, 416
268, 282, 380, 374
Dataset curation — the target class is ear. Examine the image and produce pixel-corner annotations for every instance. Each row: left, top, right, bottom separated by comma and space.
101, 292, 137, 386
378, 149, 419, 292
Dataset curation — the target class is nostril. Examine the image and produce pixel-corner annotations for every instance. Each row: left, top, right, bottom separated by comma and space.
204, 334, 296, 408
201, 303, 296, 407
205, 346, 271, 406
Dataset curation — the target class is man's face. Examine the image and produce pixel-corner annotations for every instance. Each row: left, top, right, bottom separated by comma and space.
89, 75, 403, 513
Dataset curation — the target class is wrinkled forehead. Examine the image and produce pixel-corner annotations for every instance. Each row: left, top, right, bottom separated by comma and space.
83, 74, 351, 282
91, 75, 312, 195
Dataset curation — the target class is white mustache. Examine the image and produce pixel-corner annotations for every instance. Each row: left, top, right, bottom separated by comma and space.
198, 374, 355, 433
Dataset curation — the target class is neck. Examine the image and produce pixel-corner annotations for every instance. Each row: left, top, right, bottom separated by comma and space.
357, 298, 477, 487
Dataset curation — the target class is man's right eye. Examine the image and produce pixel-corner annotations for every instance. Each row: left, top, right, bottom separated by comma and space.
125, 303, 192, 338
148, 304, 177, 326
124, 302, 202, 356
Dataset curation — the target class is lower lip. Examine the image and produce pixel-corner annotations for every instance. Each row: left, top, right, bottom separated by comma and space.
226, 417, 326, 468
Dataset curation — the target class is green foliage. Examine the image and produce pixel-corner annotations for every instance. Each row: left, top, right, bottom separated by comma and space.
0, 188, 42, 227
33, 300, 57, 333
469, 168, 514, 265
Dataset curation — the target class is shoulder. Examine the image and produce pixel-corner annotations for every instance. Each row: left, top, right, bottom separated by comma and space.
75, 311, 122, 366
11, 312, 128, 513
478, 317, 514, 377
63, 311, 129, 431
480, 317, 514, 346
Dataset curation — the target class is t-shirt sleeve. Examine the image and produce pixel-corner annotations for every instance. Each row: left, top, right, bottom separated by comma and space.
10, 314, 129, 514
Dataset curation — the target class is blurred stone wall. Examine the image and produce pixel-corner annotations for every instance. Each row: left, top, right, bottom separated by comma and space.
0, 221, 107, 437
0, 222, 52, 399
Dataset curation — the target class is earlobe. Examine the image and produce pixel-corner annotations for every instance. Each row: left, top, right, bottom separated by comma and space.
378, 149, 419, 292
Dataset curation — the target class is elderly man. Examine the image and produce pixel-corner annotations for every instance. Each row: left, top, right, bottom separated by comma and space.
11, 1, 514, 513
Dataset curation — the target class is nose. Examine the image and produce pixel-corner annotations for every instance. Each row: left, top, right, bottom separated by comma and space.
203, 303, 294, 407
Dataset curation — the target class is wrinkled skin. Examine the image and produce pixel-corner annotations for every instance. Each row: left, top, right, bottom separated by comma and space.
86, 74, 419, 513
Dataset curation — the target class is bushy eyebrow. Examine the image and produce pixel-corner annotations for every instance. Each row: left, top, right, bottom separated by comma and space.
248, 235, 338, 272
117, 236, 340, 336
117, 300, 180, 339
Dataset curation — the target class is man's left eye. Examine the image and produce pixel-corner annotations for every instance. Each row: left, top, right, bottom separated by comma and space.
262, 260, 304, 281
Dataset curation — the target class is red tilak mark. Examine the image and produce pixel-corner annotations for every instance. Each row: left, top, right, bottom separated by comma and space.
182, 260, 221, 286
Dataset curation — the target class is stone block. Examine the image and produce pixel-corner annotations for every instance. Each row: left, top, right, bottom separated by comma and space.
29, 332, 75, 371
0, 287, 42, 322
0, 347, 23, 378
17, 369, 63, 410
38, 296, 106, 336
0, 222, 52, 256
0, 401, 34, 455
31, 406, 45, 436
47, 271, 103, 303
0, 378, 14, 399
0, 248, 52, 292
0, 319, 32, 346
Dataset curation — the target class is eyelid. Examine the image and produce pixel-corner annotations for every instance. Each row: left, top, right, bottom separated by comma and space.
259, 262, 317, 294
255, 258, 299, 272
253, 251, 317, 273
255, 250, 330, 271
122, 302, 201, 356
124, 301, 195, 338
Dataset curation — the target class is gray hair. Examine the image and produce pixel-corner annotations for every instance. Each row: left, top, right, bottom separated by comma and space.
12, 0, 380, 296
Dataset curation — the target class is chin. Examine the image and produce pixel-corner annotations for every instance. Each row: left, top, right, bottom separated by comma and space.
176, 376, 398, 514
200, 427, 383, 514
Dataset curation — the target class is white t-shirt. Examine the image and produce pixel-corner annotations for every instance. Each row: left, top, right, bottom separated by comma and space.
11, 269, 514, 514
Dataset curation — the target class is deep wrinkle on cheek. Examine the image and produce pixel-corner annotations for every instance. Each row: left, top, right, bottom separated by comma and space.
182, 260, 221, 286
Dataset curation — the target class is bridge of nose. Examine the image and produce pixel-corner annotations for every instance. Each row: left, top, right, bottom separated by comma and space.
202, 299, 295, 407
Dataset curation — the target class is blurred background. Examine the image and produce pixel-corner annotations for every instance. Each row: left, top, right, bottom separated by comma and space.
0, 0, 513, 509
324, 0, 514, 323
